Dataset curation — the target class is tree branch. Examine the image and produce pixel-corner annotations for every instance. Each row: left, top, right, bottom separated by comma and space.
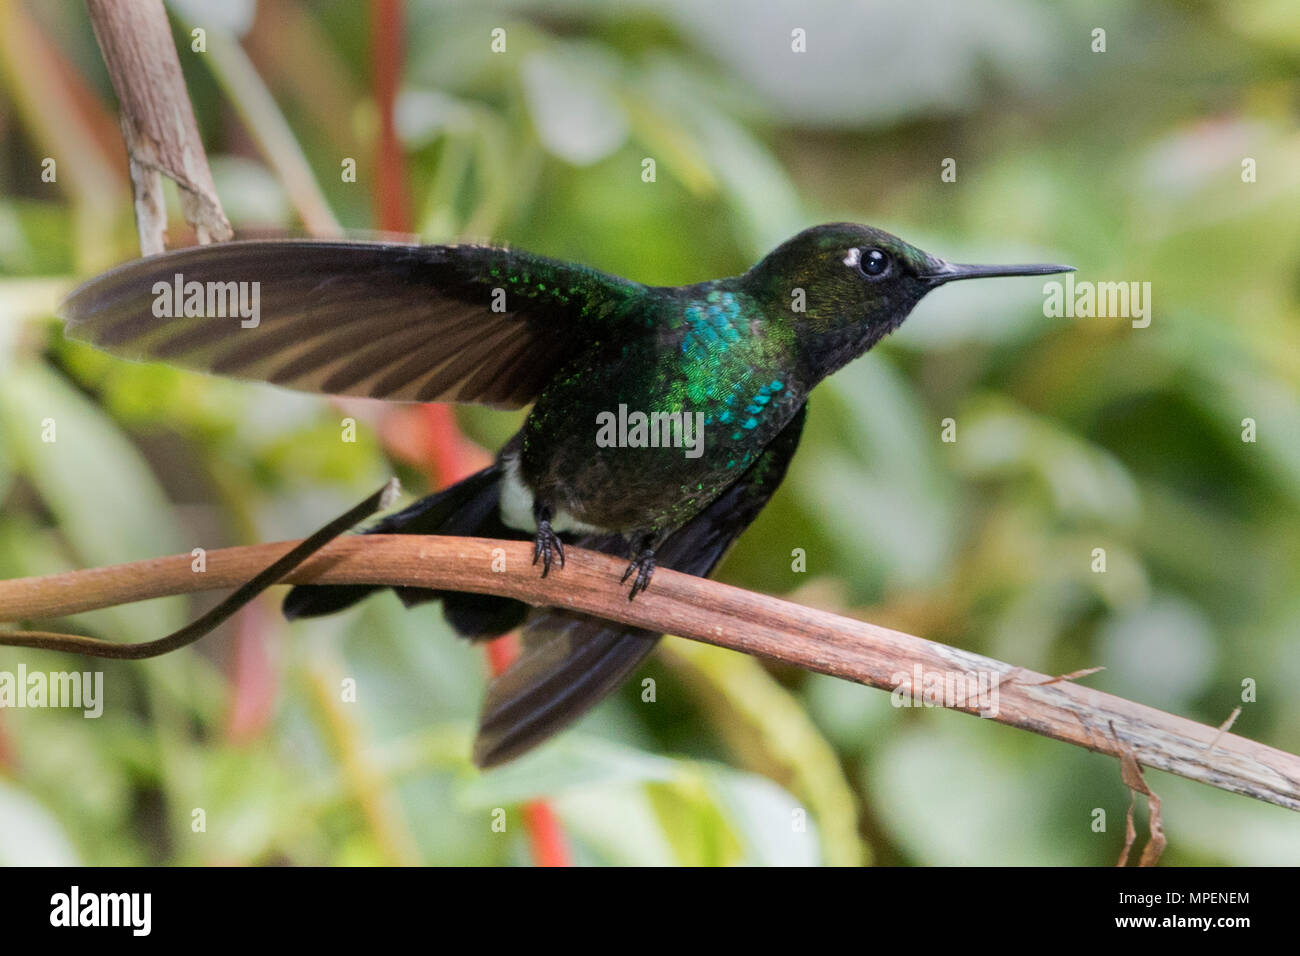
85, 0, 233, 252
2, 535, 1297, 811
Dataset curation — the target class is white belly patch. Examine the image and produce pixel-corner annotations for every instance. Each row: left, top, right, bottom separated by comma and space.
498, 453, 605, 535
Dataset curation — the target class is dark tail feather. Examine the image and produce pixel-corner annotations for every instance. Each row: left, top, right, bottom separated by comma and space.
473, 611, 660, 768
281, 582, 379, 619
282, 463, 530, 636
472, 519, 748, 767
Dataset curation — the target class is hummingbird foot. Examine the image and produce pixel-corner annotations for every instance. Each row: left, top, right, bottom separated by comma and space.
531, 505, 565, 578
620, 548, 656, 601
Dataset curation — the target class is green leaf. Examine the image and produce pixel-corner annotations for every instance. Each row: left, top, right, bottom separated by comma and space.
0, 363, 186, 637
458, 735, 819, 865
956, 393, 1142, 528
521, 47, 629, 166
553, 786, 679, 866
663, 639, 866, 865
700, 766, 820, 866
644, 64, 805, 257
799, 354, 956, 588
0, 780, 81, 865
646, 771, 744, 866
457, 735, 679, 808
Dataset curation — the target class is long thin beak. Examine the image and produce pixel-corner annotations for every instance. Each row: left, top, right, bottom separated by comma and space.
923, 260, 1075, 286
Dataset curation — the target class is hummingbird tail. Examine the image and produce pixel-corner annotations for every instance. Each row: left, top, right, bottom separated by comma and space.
474, 417, 809, 767
473, 610, 661, 768
281, 463, 531, 636
472, 500, 769, 767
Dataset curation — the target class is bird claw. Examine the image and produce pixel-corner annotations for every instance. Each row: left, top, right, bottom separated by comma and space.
532, 521, 565, 578
621, 549, 655, 601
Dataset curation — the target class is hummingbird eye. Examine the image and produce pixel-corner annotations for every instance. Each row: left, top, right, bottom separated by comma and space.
858, 248, 890, 278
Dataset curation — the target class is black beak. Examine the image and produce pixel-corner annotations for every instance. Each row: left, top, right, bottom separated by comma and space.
923, 259, 1075, 287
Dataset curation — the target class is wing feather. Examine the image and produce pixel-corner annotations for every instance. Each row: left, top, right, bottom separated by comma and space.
60, 239, 643, 409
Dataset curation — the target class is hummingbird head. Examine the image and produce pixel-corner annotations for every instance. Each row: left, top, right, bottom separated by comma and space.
748, 223, 1074, 383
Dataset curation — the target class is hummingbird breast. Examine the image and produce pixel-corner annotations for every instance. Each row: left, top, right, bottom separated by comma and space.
508, 288, 805, 537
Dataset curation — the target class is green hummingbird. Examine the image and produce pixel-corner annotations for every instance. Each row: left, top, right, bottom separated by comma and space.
60, 223, 1072, 766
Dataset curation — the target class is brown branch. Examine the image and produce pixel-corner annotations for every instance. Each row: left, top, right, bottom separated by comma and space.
2, 536, 1298, 812
0, 481, 397, 659
85, 0, 233, 252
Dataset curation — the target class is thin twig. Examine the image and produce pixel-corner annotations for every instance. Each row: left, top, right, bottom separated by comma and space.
85, 0, 233, 252
0, 480, 397, 659
2, 535, 1298, 812
176, 11, 343, 237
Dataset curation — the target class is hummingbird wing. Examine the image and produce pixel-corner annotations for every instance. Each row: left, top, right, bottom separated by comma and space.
473, 403, 808, 767
58, 240, 644, 409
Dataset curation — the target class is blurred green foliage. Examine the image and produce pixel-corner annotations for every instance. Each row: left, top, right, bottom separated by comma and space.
0, 0, 1297, 865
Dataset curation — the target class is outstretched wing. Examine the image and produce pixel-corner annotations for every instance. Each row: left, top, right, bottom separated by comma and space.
473, 403, 808, 768
59, 240, 643, 408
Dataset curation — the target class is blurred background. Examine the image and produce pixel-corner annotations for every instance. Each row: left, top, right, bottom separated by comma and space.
0, 0, 1298, 865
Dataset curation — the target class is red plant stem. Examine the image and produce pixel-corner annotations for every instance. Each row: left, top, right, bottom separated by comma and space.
223, 602, 277, 744
369, 0, 411, 234
483, 632, 573, 866
485, 632, 520, 677
417, 404, 481, 487
367, 0, 570, 866
522, 802, 572, 867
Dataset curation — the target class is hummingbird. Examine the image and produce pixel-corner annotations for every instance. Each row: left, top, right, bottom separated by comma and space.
59, 223, 1072, 766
